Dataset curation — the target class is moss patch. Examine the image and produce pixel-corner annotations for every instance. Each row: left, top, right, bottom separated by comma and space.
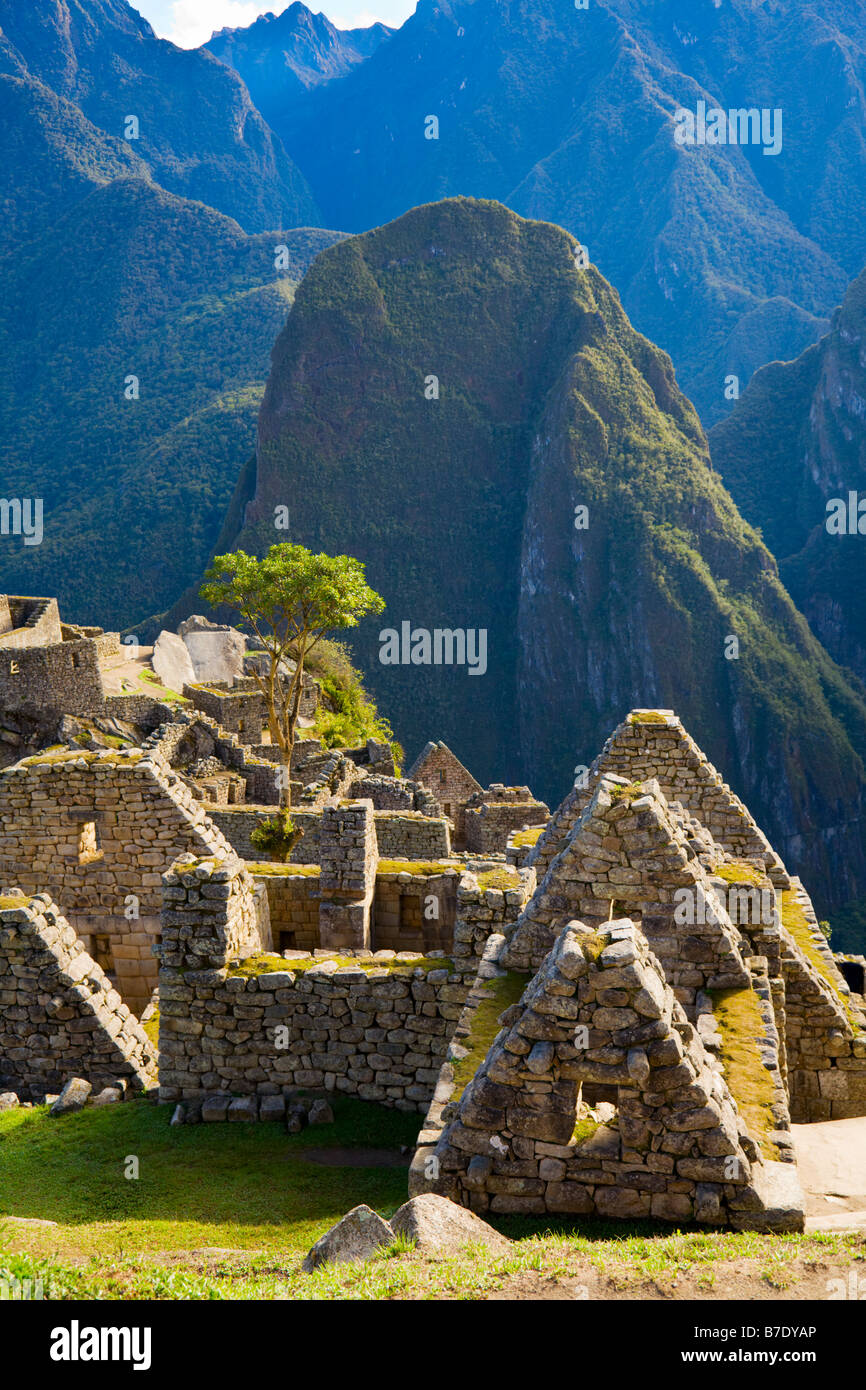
0, 894, 28, 909
708, 987, 780, 1162
712, 860, 767, 887
781, 891, 859, 1030
376, 858, 456, 876
247, 862, 320, 877
226, 952, 452, 979
450, 971, 527, 1102
628, 711, 670, 725
572, 1116, 600, 1145
476, 868, 520, 891
511, 827, 543, 848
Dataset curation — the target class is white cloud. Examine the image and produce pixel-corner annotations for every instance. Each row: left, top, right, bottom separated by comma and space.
163, 0, 265, 48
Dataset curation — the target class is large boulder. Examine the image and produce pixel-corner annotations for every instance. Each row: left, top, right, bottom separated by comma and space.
152, 630, 196, 693
179, 615, 246, 683
302, 1204, 395, 1273
391, 1194, 511, 1257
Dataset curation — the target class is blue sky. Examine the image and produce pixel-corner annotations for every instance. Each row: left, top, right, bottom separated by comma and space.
133, 0, 415, 43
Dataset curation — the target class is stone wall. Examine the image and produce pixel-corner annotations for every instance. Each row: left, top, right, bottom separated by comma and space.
531, 712, 788, 886
0, 748, 238, 1014
0, 893, 156, 1098
464, 795, 549, 854
451, 867, 536, 976
253, 870, 321, 954
157, 851, 469, 1113
104, 694, 174, 728
779, 885, 866, 1121
412, 918, 791, 1229
318, 800, 378, 950
0, 636, 107, 718
373, 870, 457, 953
373, 812, 452, 859
504, 776, 752, 1012
407, 742, 483, 848
0, 597, 62, 649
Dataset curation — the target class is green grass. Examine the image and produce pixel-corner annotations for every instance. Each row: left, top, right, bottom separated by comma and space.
0, 1095, 417, 1264
450, 971, 528, 1101
708, 987, 780, 1161
0, 1209, 860, 1301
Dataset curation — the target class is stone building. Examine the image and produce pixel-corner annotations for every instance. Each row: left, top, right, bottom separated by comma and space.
0, 595, 120, 718
407, 741, 483, 848
463, 784, 550, 854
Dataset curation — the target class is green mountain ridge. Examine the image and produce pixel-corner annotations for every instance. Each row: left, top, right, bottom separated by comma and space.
0, 177, 341, 624
206, 195, 866, 914
0, 0, 319, 232
264, 0, 864, 421
710, 261, 866, 689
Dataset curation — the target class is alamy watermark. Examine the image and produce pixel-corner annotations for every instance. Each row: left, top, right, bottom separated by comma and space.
379, 622, 487, 675
674, 101, 783, 156
0, 498, 42, 546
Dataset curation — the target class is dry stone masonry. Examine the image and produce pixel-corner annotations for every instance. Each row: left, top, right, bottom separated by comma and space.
0, 893, 156, 1098
1, 687, 864, 1232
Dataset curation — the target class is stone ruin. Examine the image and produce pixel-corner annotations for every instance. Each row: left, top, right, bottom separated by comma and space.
2, 699, 865, 1232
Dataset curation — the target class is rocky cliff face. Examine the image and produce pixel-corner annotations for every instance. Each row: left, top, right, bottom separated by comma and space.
710, 264, 866, 688
229, 197, 866, 911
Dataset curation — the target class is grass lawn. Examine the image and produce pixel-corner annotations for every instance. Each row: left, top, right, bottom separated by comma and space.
0, 1095, 417, 1264
1, 1096, 864, 1300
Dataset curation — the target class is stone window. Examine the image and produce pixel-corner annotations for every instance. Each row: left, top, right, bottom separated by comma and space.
439, 770, 446, 784
77, 820, 103, 864
444, 803, 452, 816
93, 935, 113, 973
277, 929, 296, 952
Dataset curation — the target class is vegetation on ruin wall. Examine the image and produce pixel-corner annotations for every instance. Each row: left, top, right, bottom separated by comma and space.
248, 862, 321, 877
450, 970, 528, 1102
780, 892, 861, 1031
225, 952, 453, 978
376, 860, 455, 876
307, 639, 400, 762
707, 987, 780, 1162
711, 861, 768, 887
475, 868, 520, 891
511, 827, 543, 848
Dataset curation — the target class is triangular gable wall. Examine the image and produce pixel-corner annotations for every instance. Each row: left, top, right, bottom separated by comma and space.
0, 893, 157, 1096
503, 776, 751, 1011
424, 917, 771, 1226
531, 711, 789, 887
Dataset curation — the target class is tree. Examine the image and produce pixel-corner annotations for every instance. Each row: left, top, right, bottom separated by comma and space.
200, 544, 385, 810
